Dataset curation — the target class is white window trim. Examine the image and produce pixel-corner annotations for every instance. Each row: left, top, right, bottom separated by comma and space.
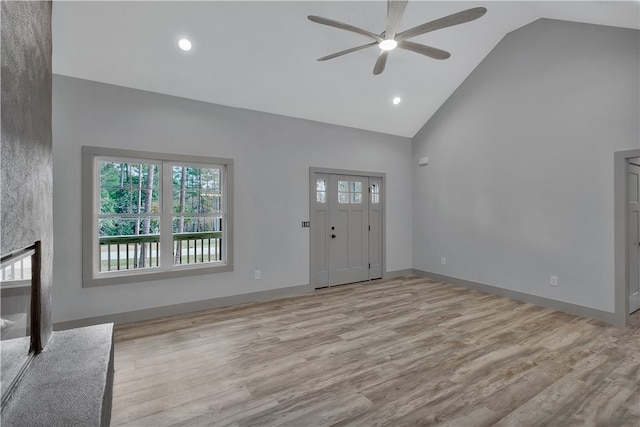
82, 146, 234, 287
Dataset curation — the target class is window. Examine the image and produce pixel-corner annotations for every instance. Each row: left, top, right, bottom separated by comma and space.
82, 147, 233, 286
98, 160, 161, 272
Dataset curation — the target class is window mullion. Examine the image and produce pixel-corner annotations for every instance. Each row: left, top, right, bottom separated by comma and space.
93, 156, 101, 277
161, 161, 173, 268
220, 166, 226, 263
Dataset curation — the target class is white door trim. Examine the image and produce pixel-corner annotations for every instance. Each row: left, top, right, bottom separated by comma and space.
627, 161, 640, 314
614, 149, 640, 325
309, 167, 386, 288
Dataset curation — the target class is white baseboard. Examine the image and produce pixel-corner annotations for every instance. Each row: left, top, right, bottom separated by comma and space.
384, 269, 414, 279
55, 269, 612, 330
412, 269, 617, 325
54, 283, 314, 330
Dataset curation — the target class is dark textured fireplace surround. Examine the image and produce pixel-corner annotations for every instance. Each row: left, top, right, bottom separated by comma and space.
1, 2, 113, 425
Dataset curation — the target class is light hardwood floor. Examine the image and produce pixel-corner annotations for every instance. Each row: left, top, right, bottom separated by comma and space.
111, 276, 640, 426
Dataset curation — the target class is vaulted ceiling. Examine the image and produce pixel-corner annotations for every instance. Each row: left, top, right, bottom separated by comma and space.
52, 1, 640, 138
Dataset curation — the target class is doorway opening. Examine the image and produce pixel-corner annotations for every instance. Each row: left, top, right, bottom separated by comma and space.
627, 157, 640, 314
614, 149, 640, 325
309, 168, 385, 288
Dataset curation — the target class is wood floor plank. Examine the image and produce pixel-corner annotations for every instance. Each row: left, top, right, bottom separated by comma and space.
111, 276, 640, 426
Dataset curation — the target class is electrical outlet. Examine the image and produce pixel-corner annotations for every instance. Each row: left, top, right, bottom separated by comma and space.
440, 257, 446, 265
550, 275, 558, 286
254, 270, 261, 280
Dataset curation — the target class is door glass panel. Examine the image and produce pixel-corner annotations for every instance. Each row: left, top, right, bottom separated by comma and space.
338, 180, 363, 204
371, 183, 380, 204
629, 172, 639, 203
338, 180, 349, 204
316, 179, 326, 203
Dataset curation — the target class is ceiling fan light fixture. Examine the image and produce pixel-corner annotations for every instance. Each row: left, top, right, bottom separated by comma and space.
379, 39, 398, 51
309, 2, 487, 75
178, 38, 192, 51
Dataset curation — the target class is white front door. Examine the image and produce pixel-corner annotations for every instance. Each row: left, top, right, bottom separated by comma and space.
628, 162, 640, 314
310, 171, 383, 287
329, 175, 370, 286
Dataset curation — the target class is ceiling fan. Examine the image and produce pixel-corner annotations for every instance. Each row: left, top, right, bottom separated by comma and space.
308, 0, 487, 75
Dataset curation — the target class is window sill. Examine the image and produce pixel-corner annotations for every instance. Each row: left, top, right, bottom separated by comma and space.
82, 263, 233, 287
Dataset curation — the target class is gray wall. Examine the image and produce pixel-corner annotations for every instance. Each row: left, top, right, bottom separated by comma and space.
1, 1, 53, 345
52, 76, 413, 324
412, 19, 639, 313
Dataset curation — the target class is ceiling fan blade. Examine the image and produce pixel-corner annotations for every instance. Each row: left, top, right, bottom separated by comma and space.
317, 42, 378, 61
396, 7, 487, 42
398, 40, 450, 60
385, 0, 408, 40
308, 15, 383, 42
373, 50, 389, 75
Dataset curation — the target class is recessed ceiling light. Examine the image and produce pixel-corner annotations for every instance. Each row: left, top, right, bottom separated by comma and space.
178, 38, 192, 51
379, 39, 398, 51
392, 97, 402, 105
